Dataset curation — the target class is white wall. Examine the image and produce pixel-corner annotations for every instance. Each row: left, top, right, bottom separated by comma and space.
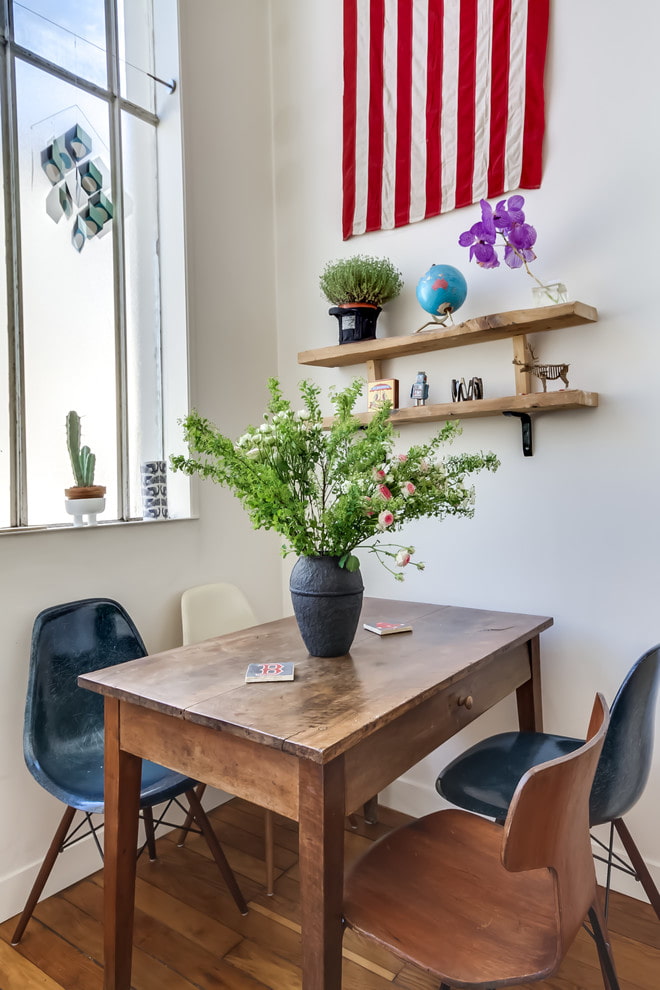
0, 1, 282, 923
269, 0, 660, 902
3, 0, 659, 925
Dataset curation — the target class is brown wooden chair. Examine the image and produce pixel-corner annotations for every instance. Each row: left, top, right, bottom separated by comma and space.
343, 693, 620, 990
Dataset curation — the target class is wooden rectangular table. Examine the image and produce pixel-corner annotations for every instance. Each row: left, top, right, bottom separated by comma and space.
79, 598, 552, 990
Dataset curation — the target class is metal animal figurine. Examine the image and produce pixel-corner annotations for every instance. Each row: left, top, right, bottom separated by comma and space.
513, 346, 570, 392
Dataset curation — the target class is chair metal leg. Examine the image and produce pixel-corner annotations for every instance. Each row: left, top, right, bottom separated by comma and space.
184, 788, 248, 915
613, 817, 660, 921
177, 782, 206, 846
363, 795, 379, 824
264, 809, 274, 896
142, 806, 158, 862
588, 900, 621, 990
11, 805, 77, 945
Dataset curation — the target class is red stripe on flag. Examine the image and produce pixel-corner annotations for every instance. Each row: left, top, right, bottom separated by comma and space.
520, 0, 549, 188
487, 0, 512, 197
455, 0, 478, 210
394, 0, 414, 228
365, 0, 386, 233
342, 0, 358, 240
425, 0, 444, 219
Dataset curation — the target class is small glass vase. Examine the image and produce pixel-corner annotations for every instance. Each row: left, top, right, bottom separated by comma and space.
531, 281, 568, 307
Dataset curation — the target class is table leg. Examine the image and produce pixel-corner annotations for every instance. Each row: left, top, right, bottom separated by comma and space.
298, 757, 345, 989
516, 635, 543, 732
103, 698, 141, 990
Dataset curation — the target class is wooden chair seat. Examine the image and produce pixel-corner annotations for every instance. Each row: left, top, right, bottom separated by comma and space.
344, 695, 620, 990
344, 809, 560, 985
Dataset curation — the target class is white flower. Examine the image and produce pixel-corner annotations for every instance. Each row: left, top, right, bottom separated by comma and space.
246, 448, 260, 460
259, 423, 271, 433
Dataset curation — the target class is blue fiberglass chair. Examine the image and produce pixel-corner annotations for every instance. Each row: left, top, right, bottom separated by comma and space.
11, 598, 247, 945
436, 645, 660, 919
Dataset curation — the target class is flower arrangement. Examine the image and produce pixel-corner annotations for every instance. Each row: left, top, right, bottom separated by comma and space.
458, 195, 565, 304
319, 255, 403, 307
172, 379, 499, 580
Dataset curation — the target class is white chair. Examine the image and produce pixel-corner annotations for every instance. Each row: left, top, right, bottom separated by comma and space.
178, 582, 275, 895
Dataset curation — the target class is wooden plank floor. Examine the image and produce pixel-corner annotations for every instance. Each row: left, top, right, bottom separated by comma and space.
1, 798, 658, 989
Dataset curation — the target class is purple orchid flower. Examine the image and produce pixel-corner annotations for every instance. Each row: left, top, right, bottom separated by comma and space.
458, 194, 537, 271
458, 200, 500, 269
503, 220, 537, 268
493, 195, 526, 231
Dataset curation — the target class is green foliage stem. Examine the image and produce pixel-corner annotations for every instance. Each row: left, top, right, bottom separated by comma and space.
171, 378, 499, 579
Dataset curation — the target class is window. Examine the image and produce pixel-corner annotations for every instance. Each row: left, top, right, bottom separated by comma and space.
0, 0, 189, 527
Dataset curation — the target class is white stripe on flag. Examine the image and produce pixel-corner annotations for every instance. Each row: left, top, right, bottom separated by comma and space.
472, 0, 494, 202
440, 0, 460, 214
505, 0, 528, 190
353, 0, 371, 236
409, 0, 428, 224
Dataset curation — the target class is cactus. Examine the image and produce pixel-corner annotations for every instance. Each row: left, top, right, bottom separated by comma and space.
66, 410, 96, 487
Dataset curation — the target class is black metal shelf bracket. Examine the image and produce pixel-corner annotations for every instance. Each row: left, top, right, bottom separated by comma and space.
503, 411, 533, 456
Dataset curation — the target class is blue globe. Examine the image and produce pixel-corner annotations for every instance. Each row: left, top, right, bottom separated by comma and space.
416, 264, 468, 318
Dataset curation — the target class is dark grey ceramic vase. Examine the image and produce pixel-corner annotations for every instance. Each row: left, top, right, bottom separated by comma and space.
289, 555, 364, 657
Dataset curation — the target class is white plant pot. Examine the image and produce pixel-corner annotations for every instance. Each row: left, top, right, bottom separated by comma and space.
64, 496, 106, 526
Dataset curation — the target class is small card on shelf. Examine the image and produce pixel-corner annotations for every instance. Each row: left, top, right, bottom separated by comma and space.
245, 662, 295, 683
367, 378, 399, 411
363, 622, 413, 636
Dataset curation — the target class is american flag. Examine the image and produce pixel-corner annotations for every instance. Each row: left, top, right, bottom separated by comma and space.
342, 0, 550, 239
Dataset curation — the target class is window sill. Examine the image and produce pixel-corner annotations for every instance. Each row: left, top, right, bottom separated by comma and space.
0, 516, 199, 536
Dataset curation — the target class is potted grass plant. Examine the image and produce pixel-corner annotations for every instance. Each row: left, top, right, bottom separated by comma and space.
320, 254, 403, 343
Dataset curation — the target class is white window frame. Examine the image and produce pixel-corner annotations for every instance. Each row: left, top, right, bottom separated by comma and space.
0, 0, 187, 528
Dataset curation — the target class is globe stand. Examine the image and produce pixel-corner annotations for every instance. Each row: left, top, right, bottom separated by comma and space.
413, 307, 456, 333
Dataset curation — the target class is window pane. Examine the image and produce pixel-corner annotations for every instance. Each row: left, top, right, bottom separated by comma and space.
0, 123, 10, 527
122, 111, 162, 519
12, 1, 107, 87
118, 0, 156, 113
16, 61, 118, 525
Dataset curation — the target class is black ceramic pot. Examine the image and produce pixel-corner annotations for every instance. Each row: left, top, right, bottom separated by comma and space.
329, 305, 382, 344
289, 555, 364, 657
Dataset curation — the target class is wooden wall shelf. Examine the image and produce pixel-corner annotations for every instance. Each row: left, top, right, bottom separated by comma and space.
298, 301, 598, 369
299, 301, 599, 456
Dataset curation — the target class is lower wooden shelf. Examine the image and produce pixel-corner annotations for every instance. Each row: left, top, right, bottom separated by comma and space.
325, 389, 599, 428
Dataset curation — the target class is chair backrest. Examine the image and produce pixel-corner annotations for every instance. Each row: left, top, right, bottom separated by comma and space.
589, 644, 660, 825
502, 694, 609, 957
181, 582, 256, 646
24, 598, 147, 791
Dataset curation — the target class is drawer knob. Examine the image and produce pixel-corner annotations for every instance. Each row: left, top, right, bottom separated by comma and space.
458, 695, 473, 710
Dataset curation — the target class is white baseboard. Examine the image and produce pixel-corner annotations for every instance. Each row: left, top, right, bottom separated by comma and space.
0, 787, 231, 925
381, 779, 660, 909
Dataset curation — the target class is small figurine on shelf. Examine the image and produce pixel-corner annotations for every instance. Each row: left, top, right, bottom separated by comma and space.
410, 371, 429, 406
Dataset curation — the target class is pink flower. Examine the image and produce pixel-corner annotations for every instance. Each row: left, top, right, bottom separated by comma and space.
377, 510, 394, 529
397, 453, 408, 462
419, 459, 430, 473
401, 481, 416, 496
377, 484, 393, 500
395, 550, 411, 567
373, 468, 386, 480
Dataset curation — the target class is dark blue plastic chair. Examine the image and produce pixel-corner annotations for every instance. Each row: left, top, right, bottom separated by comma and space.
436, 645, 660, 919
11, 598, 247, 944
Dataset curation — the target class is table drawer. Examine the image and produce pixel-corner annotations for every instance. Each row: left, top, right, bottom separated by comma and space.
344, 642, 531, 812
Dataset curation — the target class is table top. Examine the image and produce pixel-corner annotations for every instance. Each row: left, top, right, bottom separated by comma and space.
80, 599, 552, 761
